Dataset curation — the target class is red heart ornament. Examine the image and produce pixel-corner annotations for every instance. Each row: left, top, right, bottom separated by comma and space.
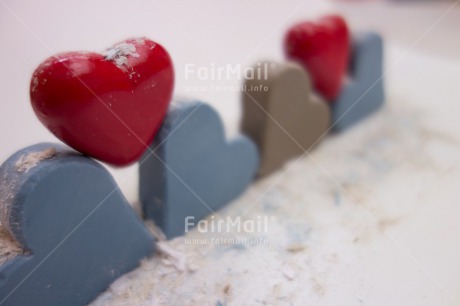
30, 37, 174, 166
284, 15, 350, 102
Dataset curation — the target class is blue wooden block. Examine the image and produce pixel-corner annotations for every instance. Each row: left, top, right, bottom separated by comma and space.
139, 101, 259, 239
331, 32, 385, 132
0, 143, 154, 306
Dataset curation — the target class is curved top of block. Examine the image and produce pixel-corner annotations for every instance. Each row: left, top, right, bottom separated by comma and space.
0, 143, 112, 251
243, 61, 314, 93
153, 100, 227, 151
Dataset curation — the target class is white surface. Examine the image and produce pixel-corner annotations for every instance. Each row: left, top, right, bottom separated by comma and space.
1, 0, 460, 305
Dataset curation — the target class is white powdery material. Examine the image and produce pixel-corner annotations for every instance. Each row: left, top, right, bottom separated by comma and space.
31, 76, 39, 93
0, 227, 22, 266
135, 38, 146, 45
15, 148, 57, 173
104, 43, 140, 69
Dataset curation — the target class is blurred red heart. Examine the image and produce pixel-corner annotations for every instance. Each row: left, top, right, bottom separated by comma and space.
284, 15, 350, 101
30, 38, 174, 166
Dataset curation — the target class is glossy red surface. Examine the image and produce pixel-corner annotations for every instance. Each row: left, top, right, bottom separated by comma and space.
284, 15, 350, 102
30, 38, 174, 166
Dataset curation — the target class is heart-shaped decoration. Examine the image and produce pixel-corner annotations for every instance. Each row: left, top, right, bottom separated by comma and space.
0, 143, 154, 305
284, 15, 350, 101
241, 61, 330, 177
139, 100, 259, 239
332, 32, 385, 131
30, 37, 174, 166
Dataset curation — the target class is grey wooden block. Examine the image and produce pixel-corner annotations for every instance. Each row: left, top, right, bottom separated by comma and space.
0, 143, 154, 306
241, 61, 331, 178
139, 101, 259, 239
331, 32, 385, 132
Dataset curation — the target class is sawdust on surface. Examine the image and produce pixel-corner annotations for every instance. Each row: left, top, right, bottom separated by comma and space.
31, 76, 39, 93
0, 147, 58, 265
104, 43, 139, 70
0, 227, 22, 266
285, 243, 306, 253
0, 179, 22, 266
87, 84, 460, 305
15, 147, 56, 173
